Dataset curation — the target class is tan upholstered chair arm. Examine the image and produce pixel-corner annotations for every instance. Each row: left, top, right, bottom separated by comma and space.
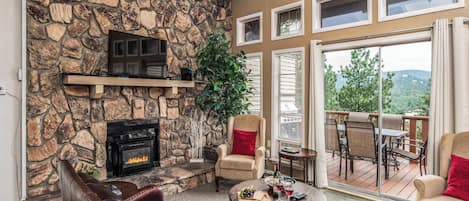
255, 146, 265, 165
414, 175, 446, 201
217, 144, 228, 160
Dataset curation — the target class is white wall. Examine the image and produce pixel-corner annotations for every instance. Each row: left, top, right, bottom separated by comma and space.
0, 0, 22, 200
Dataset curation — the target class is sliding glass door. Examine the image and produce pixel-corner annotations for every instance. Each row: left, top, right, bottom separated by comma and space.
323, 41, 431, 199
324, 46, 383, 195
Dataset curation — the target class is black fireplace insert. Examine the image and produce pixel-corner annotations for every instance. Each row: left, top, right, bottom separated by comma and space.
106, 120, 160, 177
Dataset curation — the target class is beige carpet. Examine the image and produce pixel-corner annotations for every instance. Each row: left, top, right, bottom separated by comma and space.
166, 180, 367, 201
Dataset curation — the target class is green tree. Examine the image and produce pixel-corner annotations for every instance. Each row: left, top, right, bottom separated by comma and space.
324, 60, 339, 111
195, 31, 253, 125
338, 49, 394, 113
418, 78, 431, 116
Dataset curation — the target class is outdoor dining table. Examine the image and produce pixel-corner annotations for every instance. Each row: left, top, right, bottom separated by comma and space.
337, 124, 408, 179
337, 124, 408, 138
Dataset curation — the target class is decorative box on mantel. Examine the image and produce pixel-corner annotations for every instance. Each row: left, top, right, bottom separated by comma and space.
63, 75, 195, 99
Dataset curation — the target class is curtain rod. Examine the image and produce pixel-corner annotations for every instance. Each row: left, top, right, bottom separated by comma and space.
317, 18, 469, 46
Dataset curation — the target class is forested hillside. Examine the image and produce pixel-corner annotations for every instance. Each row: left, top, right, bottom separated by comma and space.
331, 70, 430, 115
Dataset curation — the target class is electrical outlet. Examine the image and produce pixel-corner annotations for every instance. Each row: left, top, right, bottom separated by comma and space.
0, 85, 6, 95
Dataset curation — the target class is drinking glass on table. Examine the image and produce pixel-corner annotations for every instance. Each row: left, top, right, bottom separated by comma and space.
283, 182, 294, 201
273, 180, 283, 201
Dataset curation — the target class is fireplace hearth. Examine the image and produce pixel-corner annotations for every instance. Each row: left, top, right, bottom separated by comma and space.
106, 120, 160, 177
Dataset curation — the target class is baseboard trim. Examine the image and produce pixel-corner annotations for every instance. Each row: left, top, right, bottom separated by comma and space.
326, 181, 406, 201
326, 186, 377, 201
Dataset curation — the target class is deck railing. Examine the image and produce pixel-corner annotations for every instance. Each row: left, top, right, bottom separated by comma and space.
325, 111, 429, 154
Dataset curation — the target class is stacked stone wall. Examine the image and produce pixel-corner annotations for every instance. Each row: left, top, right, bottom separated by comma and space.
26, 0, 231, 199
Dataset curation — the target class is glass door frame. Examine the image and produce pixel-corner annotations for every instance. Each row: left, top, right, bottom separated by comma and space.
316, 31, 431, 199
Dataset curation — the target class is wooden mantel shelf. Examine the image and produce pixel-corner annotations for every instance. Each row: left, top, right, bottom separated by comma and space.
63, 75, 195, 99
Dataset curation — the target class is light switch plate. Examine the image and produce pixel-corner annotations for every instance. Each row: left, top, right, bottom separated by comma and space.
17, 68, 23, 81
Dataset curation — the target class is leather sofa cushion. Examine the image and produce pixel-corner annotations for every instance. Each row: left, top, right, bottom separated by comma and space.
78, 172, 99, 184
107, 181, 138, 200
220, 154, 255, 170
124, 185, 163, 201
87, 183, 122, 201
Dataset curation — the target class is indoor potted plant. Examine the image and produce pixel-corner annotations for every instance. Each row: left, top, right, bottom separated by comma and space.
195, 31, 253, 126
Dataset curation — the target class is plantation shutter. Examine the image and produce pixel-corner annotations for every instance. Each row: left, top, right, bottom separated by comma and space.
246, 55, 262, 115
279, 53, 303, 141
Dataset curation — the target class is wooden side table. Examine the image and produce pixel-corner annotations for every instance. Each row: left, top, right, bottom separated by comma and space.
279, 148, 317, 186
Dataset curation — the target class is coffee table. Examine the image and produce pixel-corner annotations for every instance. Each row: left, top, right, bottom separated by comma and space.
228, 179, 326, 201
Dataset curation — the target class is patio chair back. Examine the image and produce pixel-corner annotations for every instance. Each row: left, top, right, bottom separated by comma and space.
345, 121, 377, 159
382, 114, 402, 130
347, 112, 370, 122
325, 119, 340, 152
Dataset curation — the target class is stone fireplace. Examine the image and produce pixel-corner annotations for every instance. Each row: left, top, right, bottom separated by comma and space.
26, 0, 232, 199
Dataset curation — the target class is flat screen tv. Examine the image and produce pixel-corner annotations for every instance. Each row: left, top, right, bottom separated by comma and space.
108, 30, 168, 79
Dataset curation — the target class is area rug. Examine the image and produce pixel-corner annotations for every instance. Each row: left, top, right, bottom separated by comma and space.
166, 180, 367, 201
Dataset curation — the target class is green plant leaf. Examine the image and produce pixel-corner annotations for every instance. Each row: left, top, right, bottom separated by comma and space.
195, 31, 253, 126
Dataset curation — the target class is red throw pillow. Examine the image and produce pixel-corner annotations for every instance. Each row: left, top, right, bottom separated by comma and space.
443, 154, 469, 201
231, 129, 257, 156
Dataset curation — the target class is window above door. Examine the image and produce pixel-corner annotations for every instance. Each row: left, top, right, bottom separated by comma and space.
313, 0, 372, 33
378, 0, 465, 22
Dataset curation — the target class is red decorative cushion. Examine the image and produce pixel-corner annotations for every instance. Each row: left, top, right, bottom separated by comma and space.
231, 129, 257, 156
443, 154, 469, 201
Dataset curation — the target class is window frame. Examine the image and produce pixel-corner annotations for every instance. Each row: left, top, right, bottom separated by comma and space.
236, 12, 263, 46
378, 0, 465, 22
271, 47, 305, 160
271, 0, 305, 41
312, 0, 372, 33
245, 52, 263, 117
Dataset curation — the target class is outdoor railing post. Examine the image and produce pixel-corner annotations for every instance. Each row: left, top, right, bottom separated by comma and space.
409, 119, 417, 153
422, 119, 429, 141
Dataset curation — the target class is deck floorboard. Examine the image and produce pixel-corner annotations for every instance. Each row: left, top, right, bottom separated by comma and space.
326, 152, 419, 200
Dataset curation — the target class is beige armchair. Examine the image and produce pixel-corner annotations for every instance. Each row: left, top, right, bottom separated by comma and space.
215, 115, 266, 192
414, 132, 469, 201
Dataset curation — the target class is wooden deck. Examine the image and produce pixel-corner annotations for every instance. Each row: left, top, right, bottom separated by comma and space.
327, 152, 420, 200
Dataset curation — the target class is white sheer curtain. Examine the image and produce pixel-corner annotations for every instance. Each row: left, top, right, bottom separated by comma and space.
308, 40, 328, 187
428, 17, 469, 174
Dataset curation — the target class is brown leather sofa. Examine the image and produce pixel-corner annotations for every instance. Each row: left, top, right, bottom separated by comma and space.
414, 132, 469, 201
58, 160, 164, 201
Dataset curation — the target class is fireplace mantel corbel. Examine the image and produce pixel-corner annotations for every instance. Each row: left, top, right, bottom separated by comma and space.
63, 75, 195, 99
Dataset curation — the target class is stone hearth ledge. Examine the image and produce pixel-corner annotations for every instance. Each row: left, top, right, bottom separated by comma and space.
106, 162, 216, 196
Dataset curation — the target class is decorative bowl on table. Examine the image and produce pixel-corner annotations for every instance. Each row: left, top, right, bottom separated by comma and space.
239, 185, 256, 199
263, 176, 296, 187
281, 147, 300, 154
